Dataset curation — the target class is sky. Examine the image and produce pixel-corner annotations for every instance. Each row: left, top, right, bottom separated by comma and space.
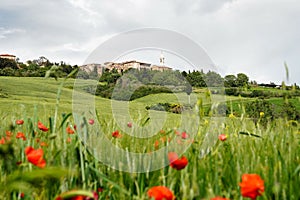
0, 0, 299, 85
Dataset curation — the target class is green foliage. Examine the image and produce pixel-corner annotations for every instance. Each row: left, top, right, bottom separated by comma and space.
245, 99, 275, 124
0, 58, 18, 70
236, 73, 249, 88
146, 102, 186, 114
224, 75, 237, 87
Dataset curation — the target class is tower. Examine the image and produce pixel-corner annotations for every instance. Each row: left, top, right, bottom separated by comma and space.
159, 51, 165, 66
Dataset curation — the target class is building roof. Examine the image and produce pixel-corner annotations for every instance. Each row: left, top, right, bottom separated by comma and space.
0, 54, 16, 57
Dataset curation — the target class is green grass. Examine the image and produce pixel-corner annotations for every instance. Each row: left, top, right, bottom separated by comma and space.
0, 76, 299, 199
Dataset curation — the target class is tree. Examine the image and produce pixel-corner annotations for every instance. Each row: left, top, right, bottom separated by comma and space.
0, 58, 18, 70
204, 71, 223, 87
236, 73, 249, 88
224, 75, 237, 87
186, 71, 206, 87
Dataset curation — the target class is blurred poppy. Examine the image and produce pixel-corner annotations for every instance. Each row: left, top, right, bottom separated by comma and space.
88, 119, 94, 125
16, 132, 26, 141
112, 130, 121, 138
25, 146, 46, 168
38, 121, 49, 132
218, 134, 227, 141
6, 130, 13, 137
16, 119, 24, 125
0, 137, 5, 144
40, 142, 48, 147
210, 197, 229, 200
127, 122, 132, 128
181, 132, 189, 139
66, 126, 75, 134
168, 152, 188, 170
154, 140, 159, 150
239, 174, 264, 200
147, 186, 175, 200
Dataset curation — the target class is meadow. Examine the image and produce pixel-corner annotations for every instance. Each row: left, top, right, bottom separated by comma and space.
0, 77, 299, 199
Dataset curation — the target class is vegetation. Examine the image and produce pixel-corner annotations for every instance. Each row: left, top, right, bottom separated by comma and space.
0, 59, 300, 199
0, 76, 299, 199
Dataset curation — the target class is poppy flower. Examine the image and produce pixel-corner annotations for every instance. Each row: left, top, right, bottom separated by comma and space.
88, 119, 94, 125
6, 130, 13, 137
16, 119, 24, 125
25, 146, 46, 168
127, 122, 132, 128
181, 132, 189, 139
38, 121, 49, 132
112, 130, 121, 138
210, 197, 230, 200
147, 186, 175, 200
0, 137, 5, 144
239, 174, 264, 200
168, 152, 188, 170
154, 140, 159, 150
16, 132, 26, 141
218, 134, 227, 141
66, 126, 75, 134
40, 142, 48, 147
160, 130, 165, 134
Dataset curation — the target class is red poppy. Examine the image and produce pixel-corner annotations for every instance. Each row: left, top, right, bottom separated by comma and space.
127, 122, 132, 128
168, 152, 188, 170
112, 130, 121, 138
160, 130, 165, 134
154, 140, 159, 150
16, 119, 24, 125
147, 186, 175, 200
174, 130, 180, 136
210, 197, 230, 200
181, 132, 189, 139
6, 130, 13, 137
66, 126, 75, 134
88, 119, 94, 125
25, 146, 46, 168
20, 192, 25, 198
0, 137, 5, 144
40, 142, 48, 147
239, 174, 264, 200
38, 121, 49, 132
16, 132, 26, 141
218, 134, 227, 141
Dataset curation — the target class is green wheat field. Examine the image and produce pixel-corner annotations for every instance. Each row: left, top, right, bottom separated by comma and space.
0, 77, 299, 200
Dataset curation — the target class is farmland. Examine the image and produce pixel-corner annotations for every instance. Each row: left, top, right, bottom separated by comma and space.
0, 76, 299, 199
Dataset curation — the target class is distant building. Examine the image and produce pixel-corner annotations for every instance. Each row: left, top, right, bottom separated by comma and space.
0, 54, 16, 61
81, 53, 173, 74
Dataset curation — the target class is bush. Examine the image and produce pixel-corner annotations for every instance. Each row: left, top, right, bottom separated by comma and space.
245, 99, 276, 125
146, 103, 184, 114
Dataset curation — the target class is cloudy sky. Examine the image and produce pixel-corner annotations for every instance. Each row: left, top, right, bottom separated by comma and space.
0, 0, 299, 84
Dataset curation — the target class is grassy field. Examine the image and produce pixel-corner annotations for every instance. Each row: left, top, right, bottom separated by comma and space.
0, 76, 299, 199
